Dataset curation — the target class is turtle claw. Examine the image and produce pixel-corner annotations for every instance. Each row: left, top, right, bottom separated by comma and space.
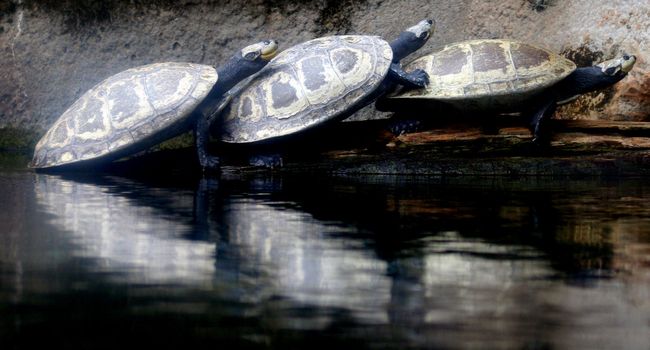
406, 68, 429, 88
390, 63, 429, 90
389, 118, 423, 135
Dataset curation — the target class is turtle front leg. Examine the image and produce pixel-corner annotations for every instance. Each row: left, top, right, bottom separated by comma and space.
386, 113, 430, 136
194, 113, 221, 171
528, 98, 557, 145
383, 64, 430, 136
388, 62, 429, 89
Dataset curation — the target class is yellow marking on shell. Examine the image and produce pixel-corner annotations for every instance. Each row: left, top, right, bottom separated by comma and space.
219, 35, 392, 144
75, 88, 112, 141
472, 41, 516, 86
148, 69, 195, 111
235, 132, 250, 141
329, 46, 374, 88
262, 70, 309, 120
426, 44, 474, 98
106, 78, 153, 131
233, 93, 264, 123
395, 39, 576, 101
382, 44, 393, 61
342, 36, 363, 44
107, 131, 134, 151
191, 67, 218, 99
294, 55, 346, 105
76, 142, 110, 162
254, 128, 276, 141
308, 37, 337, 51
254, 123, 304, 141
60, 152, 74, 162
38, 114, 74, 149
32, 62, 220, 168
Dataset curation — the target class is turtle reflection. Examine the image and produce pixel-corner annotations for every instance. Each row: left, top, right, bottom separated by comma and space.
33, 173, 620, 309
26, 173, 650, 347
34, 174, 216, 285
258, 176, 615, 279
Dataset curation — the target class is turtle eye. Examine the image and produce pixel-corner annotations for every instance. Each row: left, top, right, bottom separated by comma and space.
604, 66, 619, 76
244, 51, 261, 61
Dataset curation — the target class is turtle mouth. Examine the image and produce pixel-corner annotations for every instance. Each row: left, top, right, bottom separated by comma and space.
261, 40, 279, 61
621, 54, 636, 73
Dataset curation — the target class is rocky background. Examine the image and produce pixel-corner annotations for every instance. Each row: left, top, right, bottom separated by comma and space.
0, 0, 648, 146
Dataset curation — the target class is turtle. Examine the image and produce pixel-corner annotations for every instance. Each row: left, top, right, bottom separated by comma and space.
376, 39, 636, 142
30, 39, 279, 170
212, 19, 434, 167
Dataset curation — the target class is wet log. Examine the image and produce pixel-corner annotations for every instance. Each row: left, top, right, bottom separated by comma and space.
270, 119, 650, 177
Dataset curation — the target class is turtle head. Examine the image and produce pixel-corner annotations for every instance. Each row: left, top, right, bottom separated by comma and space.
215, 40, 279, 94
562, 53, 636, 99
241, 39, 279, 63
236, 39, 279, 74
228, 39, 279, 78
390, 19, 434, 62
596, 53, 636, 77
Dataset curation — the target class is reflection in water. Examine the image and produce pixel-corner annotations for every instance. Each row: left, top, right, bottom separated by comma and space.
34, 175, 216, 285
1, 172, 649, 348
219, 195, 392, 325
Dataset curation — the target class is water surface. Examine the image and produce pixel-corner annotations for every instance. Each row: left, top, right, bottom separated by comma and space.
1, 170, 649, 349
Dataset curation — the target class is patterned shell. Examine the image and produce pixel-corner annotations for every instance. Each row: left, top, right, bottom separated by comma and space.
31, 62, 217, 168
391, 39, 576, 109
219, 35, 392, 143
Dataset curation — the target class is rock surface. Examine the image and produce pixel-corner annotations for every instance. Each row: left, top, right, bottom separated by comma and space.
0, 0, 648, 141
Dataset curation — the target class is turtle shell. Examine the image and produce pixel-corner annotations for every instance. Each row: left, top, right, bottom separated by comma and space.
389, 39, 576, 110
219, 35, 392, 143
31, 62, 217, 168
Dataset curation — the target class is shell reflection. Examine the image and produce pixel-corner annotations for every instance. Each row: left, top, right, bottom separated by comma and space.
220, 196, 392, 323
35, 174, 216, 285
28, 174, 650, 345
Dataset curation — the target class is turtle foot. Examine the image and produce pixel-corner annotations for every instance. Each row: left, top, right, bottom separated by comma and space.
389, 63, 429, 90
405, 69, 429, 89
402, 69, 429, 89
389, 118, 423, 136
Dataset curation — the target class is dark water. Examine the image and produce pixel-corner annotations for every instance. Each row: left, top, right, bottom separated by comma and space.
1, 170, 649, 349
